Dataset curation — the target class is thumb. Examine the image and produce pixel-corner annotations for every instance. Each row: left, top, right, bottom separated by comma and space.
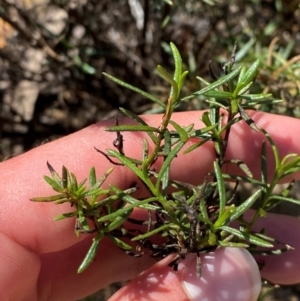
108, 248, 261, 301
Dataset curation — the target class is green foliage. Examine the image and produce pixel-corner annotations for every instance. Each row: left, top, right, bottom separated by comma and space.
31, 43, 300, 280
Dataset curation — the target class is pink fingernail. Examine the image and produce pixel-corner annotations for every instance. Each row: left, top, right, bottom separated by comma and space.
178, 249, 261, 301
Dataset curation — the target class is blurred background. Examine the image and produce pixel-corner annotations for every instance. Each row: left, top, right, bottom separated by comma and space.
0, 0, 299, 300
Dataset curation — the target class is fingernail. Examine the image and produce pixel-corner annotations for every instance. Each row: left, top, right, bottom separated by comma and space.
178, 248, 261, 301
178, 253, 205, 301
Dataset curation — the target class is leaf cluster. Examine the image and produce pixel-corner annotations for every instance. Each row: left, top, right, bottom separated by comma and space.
31, 43, 300, 277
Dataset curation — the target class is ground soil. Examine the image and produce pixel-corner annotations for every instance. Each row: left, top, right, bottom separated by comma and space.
0, 1, 300, 300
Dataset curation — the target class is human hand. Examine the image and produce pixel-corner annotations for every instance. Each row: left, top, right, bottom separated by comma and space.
1, 111, 300, 301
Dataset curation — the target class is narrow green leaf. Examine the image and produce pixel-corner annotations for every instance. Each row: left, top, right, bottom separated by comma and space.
214, 205, 236, 228
78, 232, 104, 273
107, 125, 161, 133
220, 226, 244, 239
94, 187, 137, 209
95, 168, 114, 189
280, 155, 300, 175
104, 209, 134, 232
30, 193, 66, 202
118, 189, 159, 210
93, 194, 119, 208
142, 139, 149, 160
44, 176, 63, 193
229, 189, 261, 222
230, 159, 253, 178
223, 159, 253, 178
78, 210, 90, 231
268, 195, 300, 206
280, 165, 300, 178
198, 192, 210, 221
132, 224, 176, 241
78, 178, 87, 189
70, 172, 79, 191
54, 211, 77, 220
106, 233, 133, 250
247, 234, 274, 248
109, 185, 160, 210
179, 71, 189, 91
106, 149, 144, 177
237, 66, 247, 84
89, 167, 96, 188
156, 141, 185, 191
214, 161, 226, 216
235, 37, 256, 61
73, 55, 96, 75
233, 81, 253, 97
62, 166, 69, 189
201, 112, 212, 126
220, 173, 267, 188
184, 137, 211, 154
161, 10, 172, 27
237, 161, 253, 178
196, 76, 210, 86
242, 93, 273, 101
194, 67, 241, 95
46, 162, 62, 186
282, 180, 295, 197
261, 129, 280, 170
170, 42, 182, 84
239, 60, 260, 85
254, 232, 275, 242
220, 226, 273, 247
84, 188, 108, 198
261, 141, 268, 185
54, 198, 72, 204
161, 130, 171, 194
219, 241, 249, 248
176, 76, 210, 100
119, 108, 157, 143
80, 62, 96, 75
183, 123, 194, 135
103, 73, 166, 108
169, 120, 188, 142
245, 99, 282, 106
205, 100, 228, 110
203, 90, 233, 99
192, 124, 218, 138
209, 102, 220, 125
109, 184, 136, 199
230, 97, 239, 115
220, 116, 242, 133
157, 65, 178, 100
238, 105, 259, 132
98, 198, 156, 222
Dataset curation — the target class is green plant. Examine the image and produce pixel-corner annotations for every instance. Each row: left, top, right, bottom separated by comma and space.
31, 43, 300, 280
231, 36, 300, 118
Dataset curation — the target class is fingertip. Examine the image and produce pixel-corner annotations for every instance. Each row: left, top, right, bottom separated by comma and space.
108, 255, 189, 301
0, 232, 40, 300
179, 248, 261, 301
108, 248, 261, 301
253, 213, 300, 284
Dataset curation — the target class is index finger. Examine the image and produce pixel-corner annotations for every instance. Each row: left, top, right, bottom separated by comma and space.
0, 111, 299, 254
